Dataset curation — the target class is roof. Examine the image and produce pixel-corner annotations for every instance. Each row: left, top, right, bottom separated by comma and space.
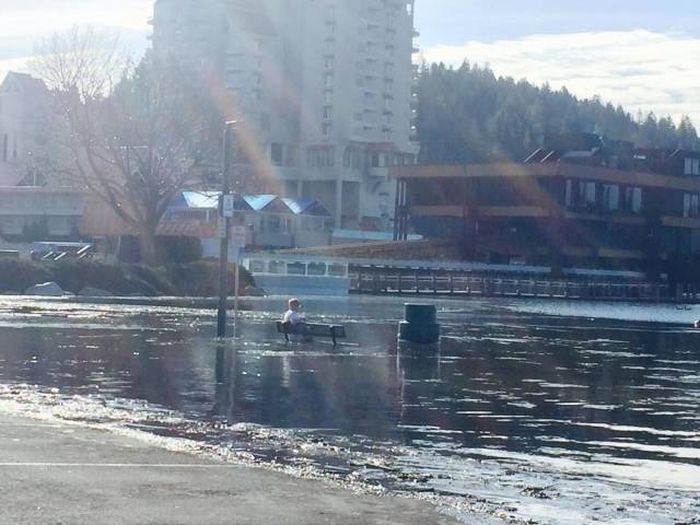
390, 162, 700, 192
332, 229, 423, 242
244, 194, 279, 212
669, 148, 700, 160
282, 198, 331, 217
172, 191, 220, 210
0, 72, 49, 97
562, 149, 600, 159
170, 192, 330, 216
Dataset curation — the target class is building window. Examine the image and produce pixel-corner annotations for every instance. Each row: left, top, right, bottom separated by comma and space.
565, 180, 573, 208
260, 113, 271, 131
271, 143, 283, 166
684, 158, 692, 175
578, 181, 597, 209
307, 147, 335, 168
602, 184, 620, 211
624, 187, 643, 214
683, 193, 700, 218
344, 146, 368, 170
261, 215, 290, 234
286, 146, 298, 167
323, 72, 334, 88
685, 158, 700, 176
694, 159, 700, 176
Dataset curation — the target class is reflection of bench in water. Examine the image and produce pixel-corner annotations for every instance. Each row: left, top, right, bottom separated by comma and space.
276, 321, 347, 346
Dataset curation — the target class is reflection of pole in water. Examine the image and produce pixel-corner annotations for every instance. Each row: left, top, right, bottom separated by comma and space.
212, 343, 237, 420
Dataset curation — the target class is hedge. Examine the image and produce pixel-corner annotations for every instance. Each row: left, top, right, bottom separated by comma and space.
0, 259, 255, 297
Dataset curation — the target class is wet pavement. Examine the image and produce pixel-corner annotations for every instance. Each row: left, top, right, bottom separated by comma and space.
0, 414, 458, 525
0, 295, 698, 524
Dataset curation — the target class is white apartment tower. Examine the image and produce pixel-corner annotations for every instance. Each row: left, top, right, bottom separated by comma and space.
152, 0, 418, 231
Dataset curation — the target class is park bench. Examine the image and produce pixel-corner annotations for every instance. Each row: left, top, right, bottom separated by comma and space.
276, 321, 347, 346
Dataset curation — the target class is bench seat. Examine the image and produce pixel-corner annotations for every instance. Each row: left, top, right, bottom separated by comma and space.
276, 321, 347, 345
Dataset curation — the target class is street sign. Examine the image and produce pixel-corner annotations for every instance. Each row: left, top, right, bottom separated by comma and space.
230, 226, 247, 248
222, 194, 235, 217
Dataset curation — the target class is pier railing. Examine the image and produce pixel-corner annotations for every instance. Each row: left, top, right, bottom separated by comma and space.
351, 271, 698, 303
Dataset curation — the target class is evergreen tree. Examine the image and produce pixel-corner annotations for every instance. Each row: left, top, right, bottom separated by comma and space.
416, 62, 700, 163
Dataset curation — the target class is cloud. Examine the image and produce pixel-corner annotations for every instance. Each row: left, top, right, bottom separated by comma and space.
422, 30, 700, 125
0, 1, 151, 38
0, 1, 152, 66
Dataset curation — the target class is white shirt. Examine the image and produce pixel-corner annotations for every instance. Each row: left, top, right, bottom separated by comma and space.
283, 309, 304, 325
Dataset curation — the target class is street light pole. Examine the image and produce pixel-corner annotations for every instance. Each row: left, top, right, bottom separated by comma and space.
217, 121, 237, 338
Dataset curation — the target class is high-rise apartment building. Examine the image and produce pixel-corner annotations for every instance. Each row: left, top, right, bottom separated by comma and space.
152, 0, 418, 231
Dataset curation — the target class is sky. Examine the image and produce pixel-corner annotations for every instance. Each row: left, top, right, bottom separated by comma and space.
1, 0, 699, 124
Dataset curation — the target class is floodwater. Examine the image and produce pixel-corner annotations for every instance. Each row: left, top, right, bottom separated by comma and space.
0, 295, 698, 525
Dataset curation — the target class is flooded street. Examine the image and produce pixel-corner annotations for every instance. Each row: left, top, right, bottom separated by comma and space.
0, 296, 698, 525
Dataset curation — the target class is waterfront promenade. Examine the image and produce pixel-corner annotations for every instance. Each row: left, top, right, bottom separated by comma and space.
0, 414, 459, 525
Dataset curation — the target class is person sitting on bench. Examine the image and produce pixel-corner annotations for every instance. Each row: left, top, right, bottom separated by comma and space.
283, 298, 305, 325
277, 301, 346, 345
282, 298, 307, 342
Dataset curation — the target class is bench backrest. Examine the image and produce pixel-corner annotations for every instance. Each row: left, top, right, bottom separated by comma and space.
276, 321, 346, 341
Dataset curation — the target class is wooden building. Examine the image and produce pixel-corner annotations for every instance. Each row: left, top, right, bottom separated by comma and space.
391, 136, 700, 275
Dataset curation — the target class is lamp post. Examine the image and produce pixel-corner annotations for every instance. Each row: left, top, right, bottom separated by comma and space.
217, 121, 237, 338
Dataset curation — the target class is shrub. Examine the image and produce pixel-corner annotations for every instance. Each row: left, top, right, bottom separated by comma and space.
158, 237, 203, 264
128, 265, 179, 296
0, 259, 53, 293
166, 260, 254, 296
0, 259, 254, 297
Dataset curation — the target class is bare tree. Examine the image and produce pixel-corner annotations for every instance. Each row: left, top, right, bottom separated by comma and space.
31, 27, 221, 264
33, 26, 126, 100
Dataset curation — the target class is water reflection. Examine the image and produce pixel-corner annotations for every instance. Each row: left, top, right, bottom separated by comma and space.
0, 297, 698, 523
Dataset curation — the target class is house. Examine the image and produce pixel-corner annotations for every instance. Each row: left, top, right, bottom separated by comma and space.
0, 72, 58, 187
0, 72, 86, 257
0, 187, 85, 258
161, 191, 333, 254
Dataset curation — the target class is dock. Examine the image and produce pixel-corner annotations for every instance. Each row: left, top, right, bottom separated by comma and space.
352, 269, 699, 303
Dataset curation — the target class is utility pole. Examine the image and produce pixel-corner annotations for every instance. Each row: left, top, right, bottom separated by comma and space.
217, 121, 237, 338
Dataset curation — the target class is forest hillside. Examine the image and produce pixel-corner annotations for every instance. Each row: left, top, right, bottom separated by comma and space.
416, 62, 700, 164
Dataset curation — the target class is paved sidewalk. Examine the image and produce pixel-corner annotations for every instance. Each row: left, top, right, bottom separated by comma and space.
0, 414, 461, 525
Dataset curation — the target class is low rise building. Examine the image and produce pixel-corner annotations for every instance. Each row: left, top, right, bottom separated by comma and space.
392, 135, 700, 276
0, 187, 85, 242
162, 191, 333, 252
0, 72, 57, 187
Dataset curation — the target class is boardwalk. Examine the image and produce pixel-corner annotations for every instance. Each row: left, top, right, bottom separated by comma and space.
352, 270, 699, 303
